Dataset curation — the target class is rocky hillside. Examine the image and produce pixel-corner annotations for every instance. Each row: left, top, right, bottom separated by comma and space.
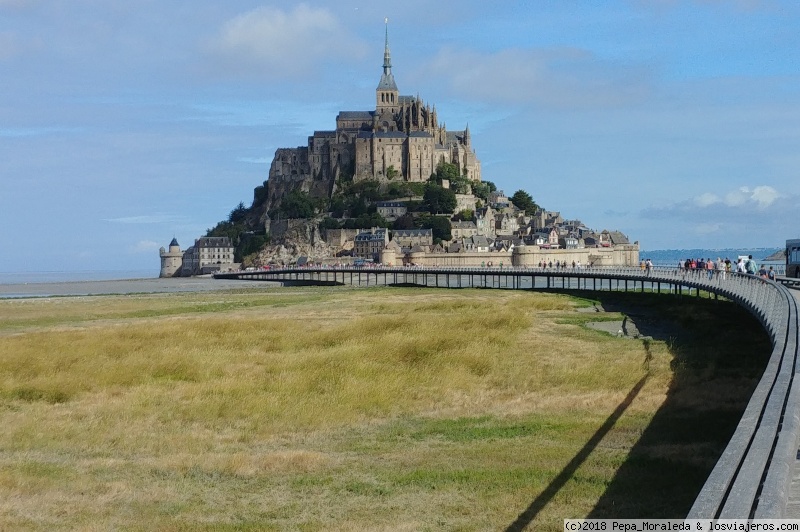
253, 218, 337, 266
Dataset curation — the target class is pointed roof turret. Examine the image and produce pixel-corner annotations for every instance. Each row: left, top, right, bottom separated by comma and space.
376, 18, 398, 92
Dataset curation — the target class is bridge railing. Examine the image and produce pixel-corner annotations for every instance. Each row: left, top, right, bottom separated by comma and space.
215, 265, 800, 517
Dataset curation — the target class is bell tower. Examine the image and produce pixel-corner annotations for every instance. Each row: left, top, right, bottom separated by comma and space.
376, 18, 398, 113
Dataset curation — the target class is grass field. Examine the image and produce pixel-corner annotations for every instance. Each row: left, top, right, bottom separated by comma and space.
0, 286, 769, 530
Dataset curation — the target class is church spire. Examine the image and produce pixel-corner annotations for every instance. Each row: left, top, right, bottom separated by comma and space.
383, 18, 392, 76
376, 18, 398, 111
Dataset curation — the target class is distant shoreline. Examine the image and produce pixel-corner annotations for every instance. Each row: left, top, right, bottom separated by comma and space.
0, 277, 276, 299
0, 270, 157, 285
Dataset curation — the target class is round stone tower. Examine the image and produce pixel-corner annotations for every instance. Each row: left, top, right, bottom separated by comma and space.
159, 238, 183, 278
512, 244, 536, 268
380, 246, 397, 267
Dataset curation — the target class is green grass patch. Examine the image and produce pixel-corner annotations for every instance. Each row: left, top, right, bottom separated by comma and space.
0, 286, 770, 530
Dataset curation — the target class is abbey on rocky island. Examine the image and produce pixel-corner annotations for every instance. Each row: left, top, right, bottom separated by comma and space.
159, 22, 640, 275
265, 22, 481, 210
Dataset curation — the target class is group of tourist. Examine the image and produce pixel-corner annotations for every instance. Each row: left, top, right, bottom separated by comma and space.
675, 255, 776, 281
537, 260, 584, 270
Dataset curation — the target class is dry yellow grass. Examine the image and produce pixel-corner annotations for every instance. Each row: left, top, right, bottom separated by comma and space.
0, 286, 767, 530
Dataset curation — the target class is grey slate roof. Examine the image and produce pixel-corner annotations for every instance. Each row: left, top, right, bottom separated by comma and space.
355, 229, 387, 242
465, 235, 490, 248
392, 229, 432, 238
452, 221, 477, 229
196, 237, 233, 248
377, 72, 398, 91
605, 231, 630, 245
357, 130, 408, 140
338, 111, 374, 120
374, 131, 407, 139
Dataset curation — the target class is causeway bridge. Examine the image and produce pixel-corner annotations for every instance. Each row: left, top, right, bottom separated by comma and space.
215, 265, 800, 518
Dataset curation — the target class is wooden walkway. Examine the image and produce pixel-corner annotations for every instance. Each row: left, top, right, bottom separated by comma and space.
787, 289, 800, 518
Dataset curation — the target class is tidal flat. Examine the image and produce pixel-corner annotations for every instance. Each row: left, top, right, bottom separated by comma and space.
0, 286, 769, 530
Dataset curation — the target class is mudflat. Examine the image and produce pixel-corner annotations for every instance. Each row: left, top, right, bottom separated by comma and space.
0, 276, 276, 298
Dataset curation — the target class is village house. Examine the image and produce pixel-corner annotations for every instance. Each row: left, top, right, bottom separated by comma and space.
451, 221, 478, 240
376, 201, 407, 221
354, 227, 388, 261
474, 205, 496, 238
462, 235, 491, 253
488, 190, 508, 204
559, 233, 582, 249
454, 193, 477, 214
495, 213, 520, 236
493, 235, 523, 252
180, 236, 235, 276
391, 228, 433, 248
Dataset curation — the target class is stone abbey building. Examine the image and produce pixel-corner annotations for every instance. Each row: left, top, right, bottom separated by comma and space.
265, 23, 481, 211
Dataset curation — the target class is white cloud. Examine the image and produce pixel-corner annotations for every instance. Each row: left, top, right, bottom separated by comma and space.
721, 186, 781, 208
693, 193, 720, 207
208, 4, 367, 80
724, 187, 750, 207
750, 185, 781, 208
413, 46, 652, 108
643, 185, 790, 220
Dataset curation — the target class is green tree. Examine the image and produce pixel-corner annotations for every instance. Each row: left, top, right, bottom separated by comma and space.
453, 209, 474, 222
392, 213, 415, 230
348, 196, 370, 218
273, 190, 316, 219
449, 176, 472, 194
434, 162, 460, 182
416, 214, 452, 243
206, 220, 240, 241
252, 181, 269, 206
319, 217, 342, 230
511, 189, 539, 216
228, 202, 248, 224
353, 212, 389, 229
386, 181, 425, 199
472, 180, 496, 201
236, 232, 270, 262
329, 195, 347, 218
423, 183, 457, 214
348, 179, 381, 201
386, 165, 399, 180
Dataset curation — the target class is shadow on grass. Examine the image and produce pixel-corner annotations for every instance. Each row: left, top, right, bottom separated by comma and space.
506, 291, 771, 526
506, 374, 650, 531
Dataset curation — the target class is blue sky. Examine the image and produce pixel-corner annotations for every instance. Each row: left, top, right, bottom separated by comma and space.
1, 0, 798, 273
